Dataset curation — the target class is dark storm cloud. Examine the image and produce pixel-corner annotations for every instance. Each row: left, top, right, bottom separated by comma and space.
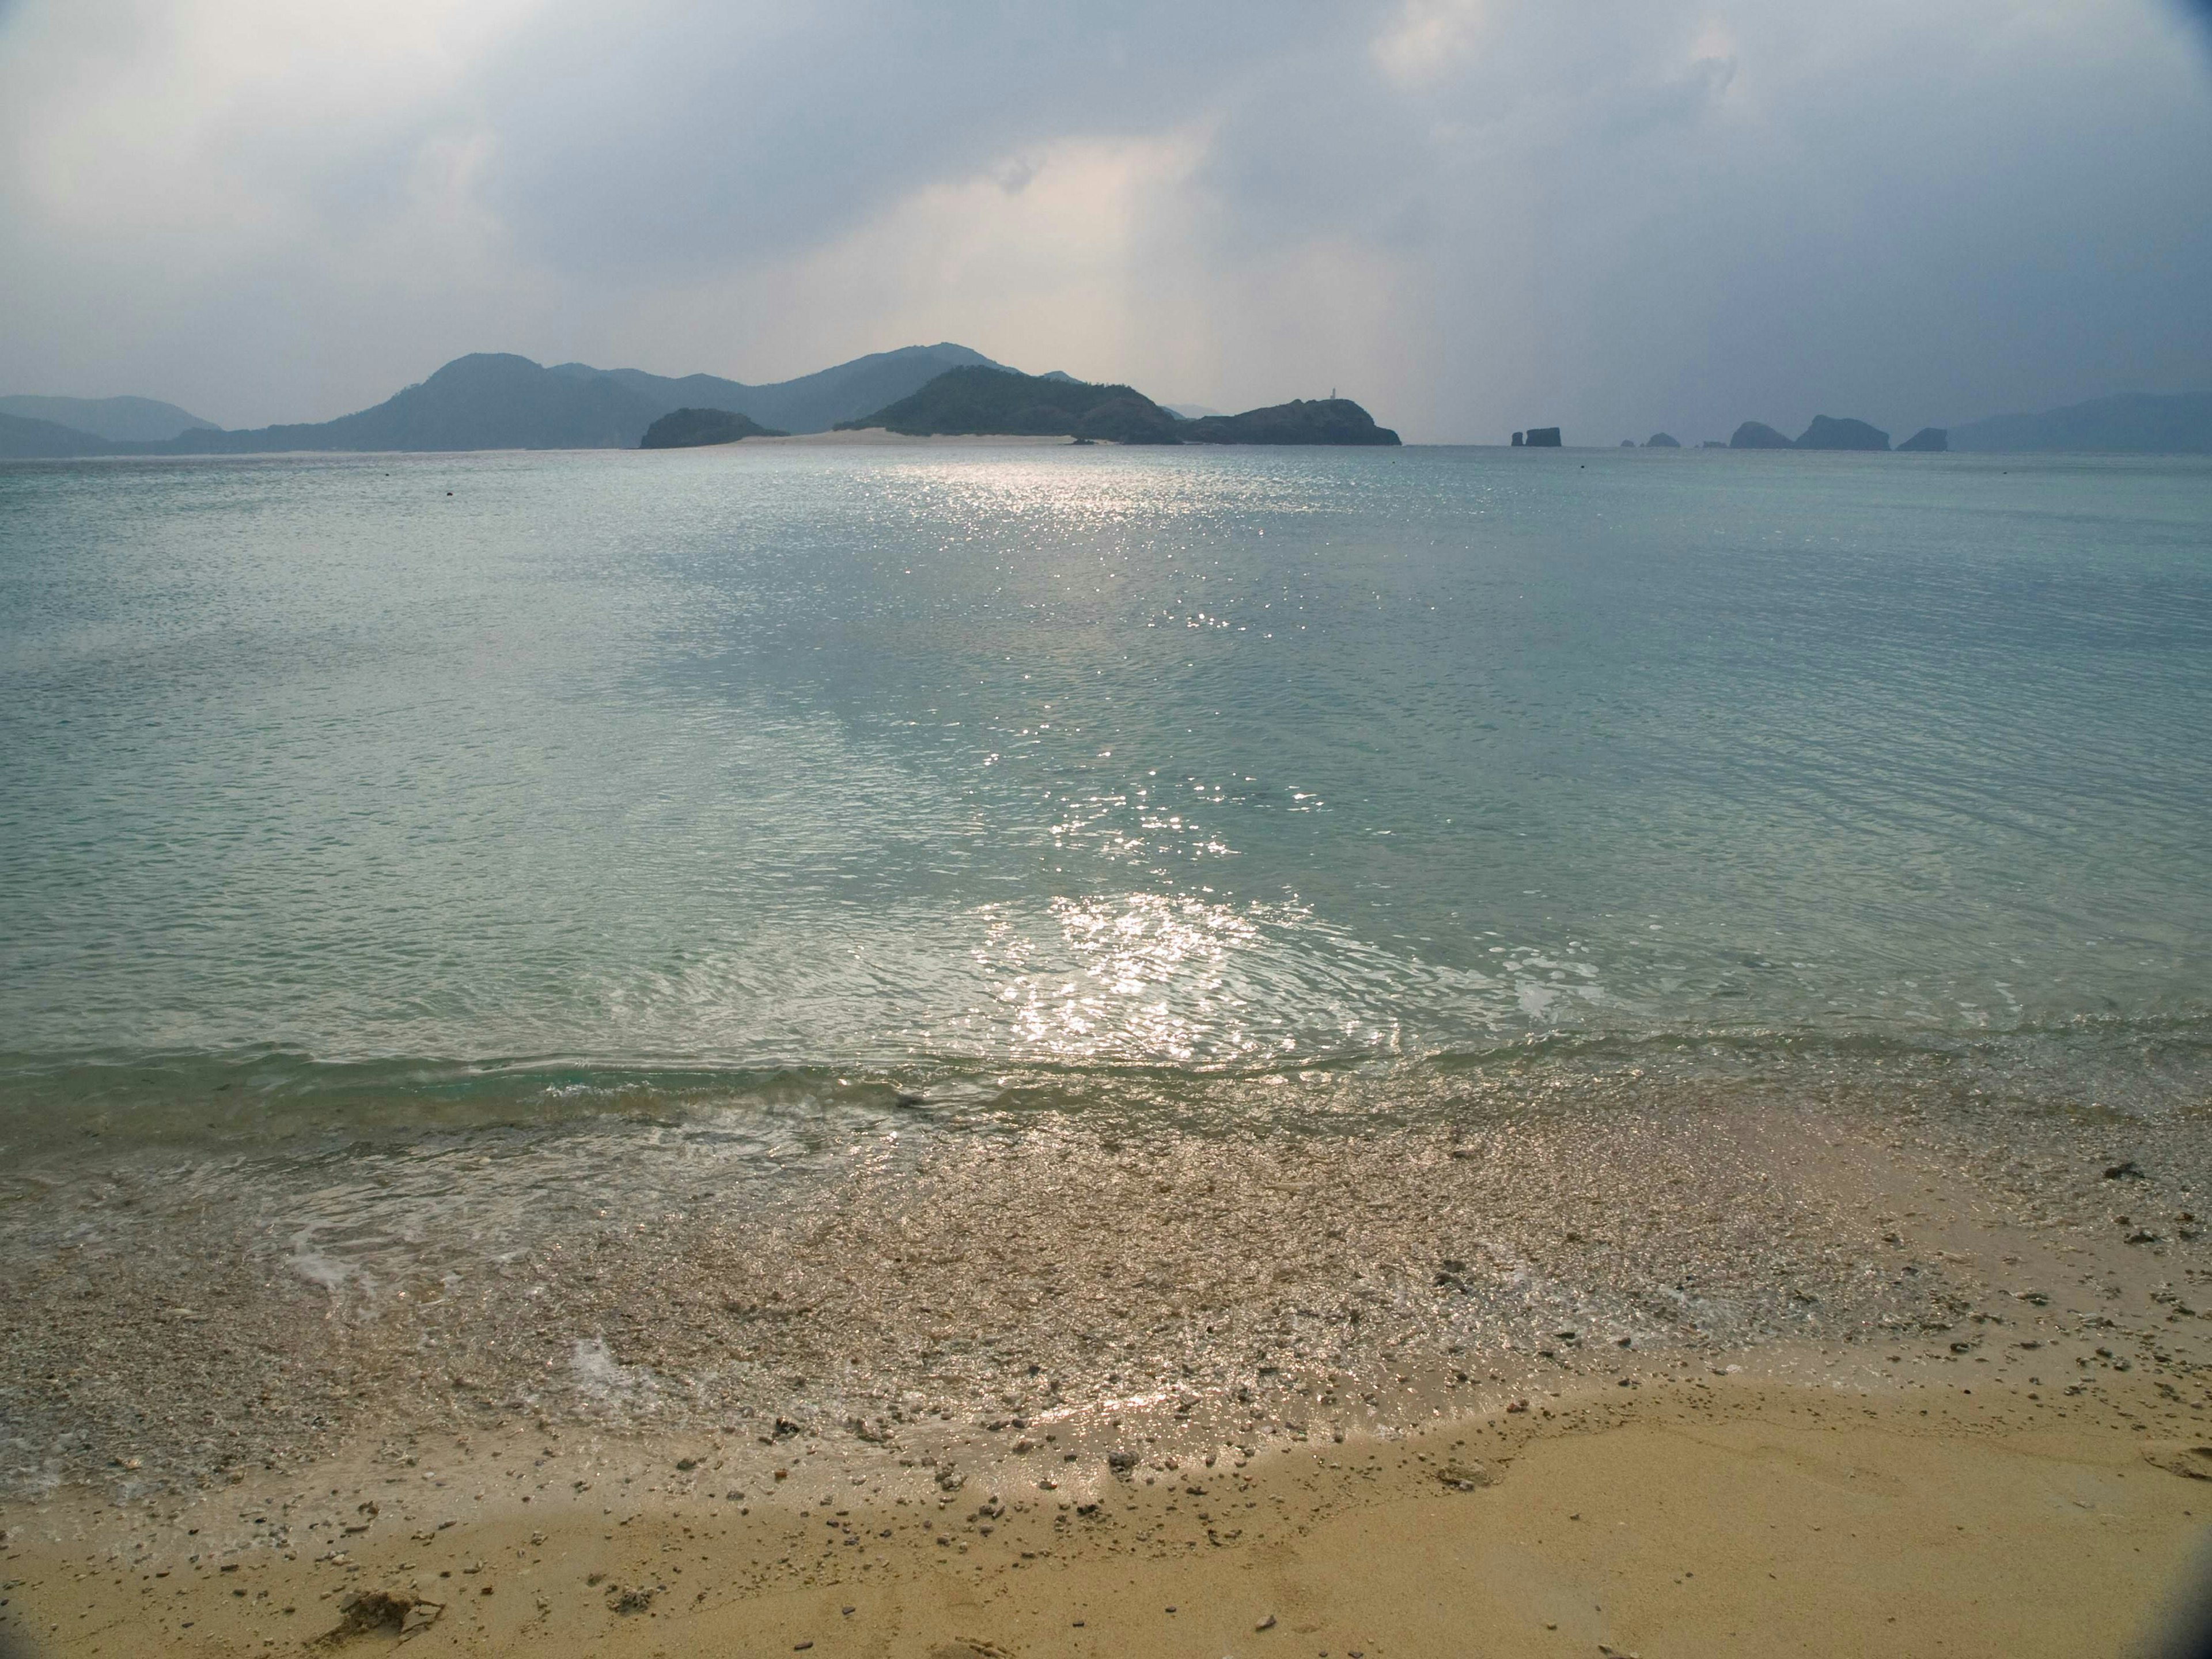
0, 0, 2208, 438
475, 1, 1368, 276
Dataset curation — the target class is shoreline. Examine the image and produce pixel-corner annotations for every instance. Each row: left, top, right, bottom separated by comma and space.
5, 1076, 2212, 1651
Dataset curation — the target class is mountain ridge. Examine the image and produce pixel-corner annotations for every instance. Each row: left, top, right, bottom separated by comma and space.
0, 394, 213, 442
1948, 390, 2212, 453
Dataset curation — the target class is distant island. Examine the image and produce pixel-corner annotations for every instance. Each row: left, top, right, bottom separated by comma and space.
7, 353, 2210, 460
1726, 415, 1897, 450
0, 347, 1402, 457
835, 366, 1183, 443
639, 407, 786, 448
831, 366, 1400, 446
0, 344, 1003, 460
1177, 397, 1399, 445
1712, 395, 2212, 454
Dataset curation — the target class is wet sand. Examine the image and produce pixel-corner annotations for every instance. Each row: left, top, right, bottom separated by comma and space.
5, 1081, 2211, 1653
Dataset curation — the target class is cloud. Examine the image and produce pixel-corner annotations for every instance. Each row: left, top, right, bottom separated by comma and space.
1, 0, 2207, 438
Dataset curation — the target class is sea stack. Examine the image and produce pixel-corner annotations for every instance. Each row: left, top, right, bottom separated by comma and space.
1524, 426, 1562, 448
1512, 431, 1524, 446
1899, 426, 1948, 452
1645, 432, 1681, 448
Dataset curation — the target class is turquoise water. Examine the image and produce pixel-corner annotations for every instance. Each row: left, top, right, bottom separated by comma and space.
2, 445, 2208, 1145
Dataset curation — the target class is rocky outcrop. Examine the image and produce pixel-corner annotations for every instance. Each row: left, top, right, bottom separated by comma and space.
1897, 427, 1948, 452
1645, 432, 1681, 448
1729, 421, 1794, 449
1178, 397, 1400, 446
1795, 415, 1890, 451
1519, 426, 1562, 448
639, 407, 786, 448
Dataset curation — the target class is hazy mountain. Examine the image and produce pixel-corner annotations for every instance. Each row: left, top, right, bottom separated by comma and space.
108, 344, 1010, 455
0, 394, 213, 442
154, 355, 665, 453
1179, 397, 1400, 446
840, 366, 1182, 444
1949, 391, 2212, 453
549, 343, 1003, 434
0, 411, 115, 458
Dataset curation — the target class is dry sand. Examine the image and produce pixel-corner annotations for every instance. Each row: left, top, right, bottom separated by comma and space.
6, 1372, 2209, 1657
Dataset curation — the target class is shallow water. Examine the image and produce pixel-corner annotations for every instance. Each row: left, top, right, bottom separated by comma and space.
3, 445, 2206, 1124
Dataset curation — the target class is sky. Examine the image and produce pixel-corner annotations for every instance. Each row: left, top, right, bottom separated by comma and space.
2, 0, 2209, 442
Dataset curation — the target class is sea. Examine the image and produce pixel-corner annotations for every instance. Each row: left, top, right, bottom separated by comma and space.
2, 442, 2209, 1285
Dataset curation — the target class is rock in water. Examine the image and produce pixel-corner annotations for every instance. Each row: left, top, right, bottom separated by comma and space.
1899, 426, 1948, 452
1522, 426, 1562, 447
1794, 415, 1891, 450
1729, 421, 1794, 449
640, 407, 786, 448
1645, 432, 1681, 448
1511, 431, 1525, 446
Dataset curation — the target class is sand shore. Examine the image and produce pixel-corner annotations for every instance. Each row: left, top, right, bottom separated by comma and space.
6, 1079, 2210, 1654
5, 1366, 2208, 1657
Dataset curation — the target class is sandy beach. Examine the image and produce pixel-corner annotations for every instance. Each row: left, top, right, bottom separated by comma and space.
6, 1080, 2211, 1656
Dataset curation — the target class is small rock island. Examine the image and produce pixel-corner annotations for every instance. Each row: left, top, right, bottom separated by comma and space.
639, 407, 787, 448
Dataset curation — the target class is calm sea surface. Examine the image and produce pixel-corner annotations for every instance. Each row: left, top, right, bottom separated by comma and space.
2, 444, 2208, 1155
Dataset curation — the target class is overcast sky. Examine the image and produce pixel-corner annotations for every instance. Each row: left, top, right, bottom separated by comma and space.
2, 0, 2208, 441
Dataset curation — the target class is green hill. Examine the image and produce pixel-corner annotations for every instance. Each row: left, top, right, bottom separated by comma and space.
1179, 397, 1399, 445
639, 407, 786, 448
839, 366, 1183, 443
